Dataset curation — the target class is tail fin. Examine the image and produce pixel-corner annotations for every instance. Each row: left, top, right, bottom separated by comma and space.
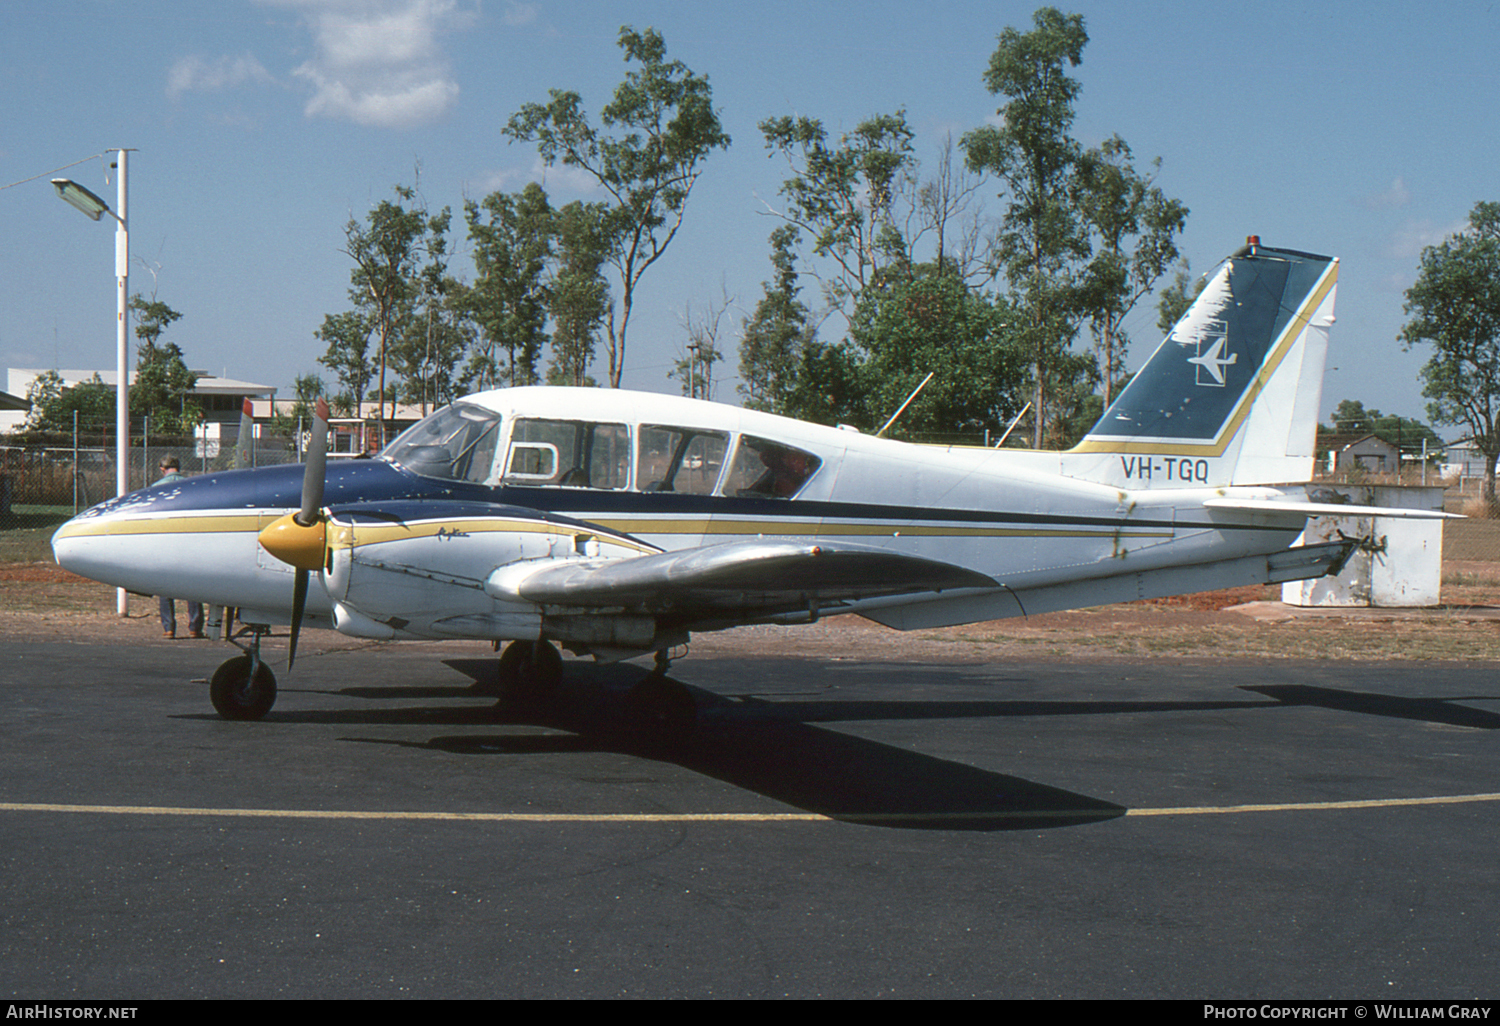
1067, 240, 1338, 488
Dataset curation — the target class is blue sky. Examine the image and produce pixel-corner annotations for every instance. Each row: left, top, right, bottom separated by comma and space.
4, 0, 1498, 434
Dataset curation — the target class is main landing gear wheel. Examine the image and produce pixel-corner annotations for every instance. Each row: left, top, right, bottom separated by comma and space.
495, 640, 563, 703
209, 655, 277, 721
626, 676, 696, 747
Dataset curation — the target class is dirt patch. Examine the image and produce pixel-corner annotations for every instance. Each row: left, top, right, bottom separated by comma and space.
7, 564, 1500, 666
0, 562, 91, 584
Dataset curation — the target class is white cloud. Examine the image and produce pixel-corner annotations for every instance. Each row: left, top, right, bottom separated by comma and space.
502, 2, 537, 27
266, 0, 475, 129
469, 156, 604, 199
1385, 217, 1470, 259
1357, 176, 1412, 211
166, 53, 276, 101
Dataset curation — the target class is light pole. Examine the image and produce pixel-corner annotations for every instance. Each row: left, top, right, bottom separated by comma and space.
53, 149, 131, 617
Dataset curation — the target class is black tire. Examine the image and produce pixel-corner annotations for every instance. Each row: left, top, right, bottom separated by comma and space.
516, 639, 563, 694
209, 655, 277, 721
495, 640, 563, 704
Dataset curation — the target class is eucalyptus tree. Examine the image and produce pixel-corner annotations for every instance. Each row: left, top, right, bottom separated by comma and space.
546, 200, 612, 388
1075, 135, 1188, 405
1401, 200, 1500, 512
340, 183, 451, 440
759, 110, 916, 313
846, 271, 1025, 440
315, 310, 374, 416
506, 26, 731, 387
962, 6, 1091, 447
463, 182, 555, 390
127, 296, 198, 434
738, 225, 819, 414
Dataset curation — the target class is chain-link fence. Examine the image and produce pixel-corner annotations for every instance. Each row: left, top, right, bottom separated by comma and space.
0, 419, 301, 529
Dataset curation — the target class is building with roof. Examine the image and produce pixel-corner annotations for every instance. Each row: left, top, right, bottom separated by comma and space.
1, 368, 276, 433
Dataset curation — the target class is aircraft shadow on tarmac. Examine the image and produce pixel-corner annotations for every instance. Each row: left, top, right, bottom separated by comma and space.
1243, 685, 1500, 730
298, 658, 1138, 832
185, 661, 1500, 832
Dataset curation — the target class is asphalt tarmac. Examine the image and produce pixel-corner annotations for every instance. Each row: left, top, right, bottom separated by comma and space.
3, 636, 1499, 999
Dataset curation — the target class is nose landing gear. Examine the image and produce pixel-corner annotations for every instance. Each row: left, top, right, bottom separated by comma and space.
208, 625, 277, 721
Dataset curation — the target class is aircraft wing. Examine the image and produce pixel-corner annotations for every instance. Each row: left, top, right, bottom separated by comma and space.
486, 538, 999, 618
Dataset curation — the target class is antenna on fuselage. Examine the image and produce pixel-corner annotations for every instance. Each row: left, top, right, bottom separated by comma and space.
875, 372, 935, 438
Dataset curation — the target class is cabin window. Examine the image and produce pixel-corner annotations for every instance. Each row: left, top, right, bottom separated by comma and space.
721, 436, 822, 498
381, 403, 502, 484
637, 426, 728, 495
504, 419, 630, 489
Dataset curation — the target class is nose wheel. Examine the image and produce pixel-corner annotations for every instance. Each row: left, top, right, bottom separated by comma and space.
209, 625, 277, 721
209, 655, 277, 720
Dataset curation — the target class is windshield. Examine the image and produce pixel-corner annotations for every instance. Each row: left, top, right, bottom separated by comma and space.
381, 403, 502, 484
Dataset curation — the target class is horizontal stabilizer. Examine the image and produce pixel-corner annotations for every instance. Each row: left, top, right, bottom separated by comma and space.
1203, 498, 1460, 520
860, 541, 1354, 631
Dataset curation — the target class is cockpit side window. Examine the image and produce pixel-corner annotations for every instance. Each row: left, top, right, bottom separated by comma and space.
721, 436, 822, 498
504, 419, 630, 489
637, 426, 728, 495
381, 403, 502, 484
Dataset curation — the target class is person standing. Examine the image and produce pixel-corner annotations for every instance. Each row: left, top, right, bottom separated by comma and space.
154, 456, 204, 639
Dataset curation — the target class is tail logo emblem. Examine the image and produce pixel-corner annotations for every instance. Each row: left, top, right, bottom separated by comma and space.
1186, 327, 1237, 387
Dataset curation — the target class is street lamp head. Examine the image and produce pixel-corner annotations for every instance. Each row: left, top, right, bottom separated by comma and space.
51, 178, 112, 221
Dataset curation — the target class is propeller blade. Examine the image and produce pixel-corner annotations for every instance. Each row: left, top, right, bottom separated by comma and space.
289, 568, 308, 671
284, 396, 328, 672
298, 397, 329, 527
234, 397, 255, 469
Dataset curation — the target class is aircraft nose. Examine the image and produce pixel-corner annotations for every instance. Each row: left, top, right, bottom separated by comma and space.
51, 511, 125, 583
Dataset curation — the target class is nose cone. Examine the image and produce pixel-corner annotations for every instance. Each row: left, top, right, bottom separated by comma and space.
258, 512, 327, 572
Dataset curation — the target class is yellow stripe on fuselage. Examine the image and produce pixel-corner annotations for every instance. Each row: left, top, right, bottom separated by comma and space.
52, 513, 264, 539
54, 510, 1172, 550
586, 518, 1170, 541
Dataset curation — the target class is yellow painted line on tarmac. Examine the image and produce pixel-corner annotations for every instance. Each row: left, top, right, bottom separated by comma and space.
1123, 791, 1500, 817
0, 802, 827, 823
4, 791, 1500, 824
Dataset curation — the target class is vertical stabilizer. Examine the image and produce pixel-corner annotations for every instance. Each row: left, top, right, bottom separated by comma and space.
1066, 241, 1337, 489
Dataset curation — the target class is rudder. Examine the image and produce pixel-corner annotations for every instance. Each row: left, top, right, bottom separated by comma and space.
1066, 239, 1338, 489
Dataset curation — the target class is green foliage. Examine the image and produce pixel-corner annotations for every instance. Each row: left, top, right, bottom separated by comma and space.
315, 310, 375, 414
133, 340, 199, 435
124, 295, 198, 435
1323, 399, 1443, 452
130, 296, 183, 349
845, 272, 1025, 439
739, 226, 819, 413
506, 26, 731, 387
1074, 135, 1187, 405
271, 374, 326, 435
24, 370, 114, 434
1155, 258, 1201, 335
962, 6, 1092, 447
547, 201, 612, 388
1400, 200, 1500, 509
338, 182, 452, 433
760, 110, 916, 310
462, 182, 555, 390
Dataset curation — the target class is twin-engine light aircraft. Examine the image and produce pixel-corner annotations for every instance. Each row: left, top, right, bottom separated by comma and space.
52, 240, 1449, 734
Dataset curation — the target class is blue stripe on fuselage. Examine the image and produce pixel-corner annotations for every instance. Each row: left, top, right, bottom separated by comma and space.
72, 456, 1278, 535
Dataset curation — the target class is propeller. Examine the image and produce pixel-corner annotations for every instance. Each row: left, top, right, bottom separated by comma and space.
257, 398, 330, 670
234, 397, 255, 469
